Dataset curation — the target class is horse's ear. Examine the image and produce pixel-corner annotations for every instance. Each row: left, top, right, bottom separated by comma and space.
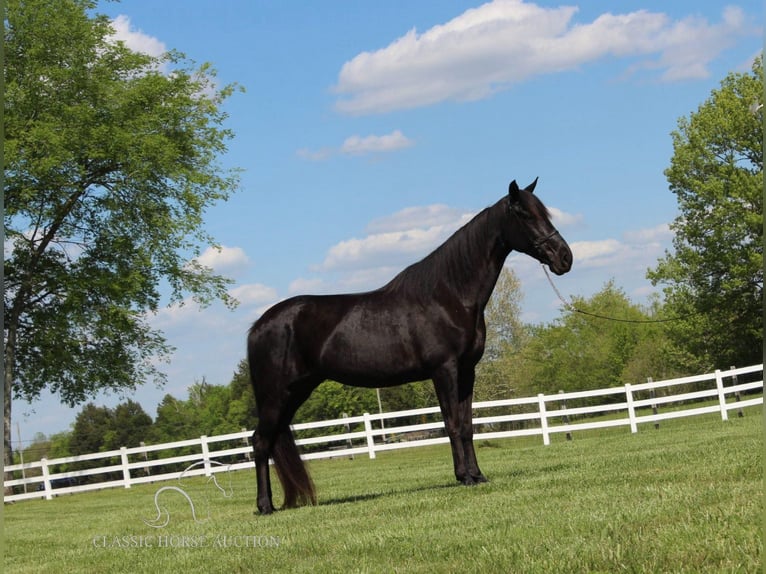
525, 177, 538, 194
508, 180, 521, 203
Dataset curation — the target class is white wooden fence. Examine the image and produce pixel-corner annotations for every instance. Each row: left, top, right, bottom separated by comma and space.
4, 363, 762, 503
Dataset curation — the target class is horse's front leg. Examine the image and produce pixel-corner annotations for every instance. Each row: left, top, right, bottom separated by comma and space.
433, 362, 474, 485
457, 367, 487, 484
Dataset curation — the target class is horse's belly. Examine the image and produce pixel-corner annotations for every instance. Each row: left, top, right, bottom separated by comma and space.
317, 320, 444, 386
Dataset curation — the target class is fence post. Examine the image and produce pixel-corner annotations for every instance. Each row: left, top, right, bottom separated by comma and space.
648, 378, 659, 430
730, 366, 743, 418
537, 394, 550, 446
342, 413, 355, 460
120, 446, 132, 489
40, 457, 53, 501
139, 441, 151, 476
200, 435, 212, 476
242, 428, 252, 461
558, 390, 572, 441
715, 370, 728, 421
363, 412, 376, 459
625, 384, 637, 434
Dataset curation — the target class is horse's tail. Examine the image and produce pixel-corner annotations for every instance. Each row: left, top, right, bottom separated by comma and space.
272, 426, 316, 508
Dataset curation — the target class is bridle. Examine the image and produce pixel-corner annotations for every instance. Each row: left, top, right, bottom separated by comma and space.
532, 229, 560, 250
506, 199, 560, 253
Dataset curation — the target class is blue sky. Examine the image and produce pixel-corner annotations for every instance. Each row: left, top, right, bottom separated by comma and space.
13, 0, 762, 444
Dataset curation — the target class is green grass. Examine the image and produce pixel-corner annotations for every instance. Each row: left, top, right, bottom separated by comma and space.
5, 409, 763, 573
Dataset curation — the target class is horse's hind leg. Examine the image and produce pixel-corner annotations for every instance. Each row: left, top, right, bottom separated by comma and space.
272, 377, 321, 509
253, 403, 280, 515
252, 376, 321, 514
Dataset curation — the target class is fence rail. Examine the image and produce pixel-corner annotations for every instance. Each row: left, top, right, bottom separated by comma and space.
4, 363, 762, 503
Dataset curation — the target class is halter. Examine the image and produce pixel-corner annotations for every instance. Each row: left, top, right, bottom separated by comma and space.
506, 197, 559, 252
532, 229, 560, 250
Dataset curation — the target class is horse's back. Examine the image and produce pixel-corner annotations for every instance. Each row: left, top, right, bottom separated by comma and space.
247, 293, 357, 381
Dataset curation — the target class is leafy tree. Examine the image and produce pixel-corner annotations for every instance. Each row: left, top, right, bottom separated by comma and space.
150, 394, 197, 444
150, 377, 252, 444
517, 281, 677, 396
69, 399, 152, 454
226, 359, 258, 430
69, 403, 114, 455
475, 267, 528, 400
48, 431, 74, 460
648, 58, 763, 370
375, 381, 437, 414
3, 0, 242, 475
105, 399, 153, 450
294, 381, 380, 425
188, 380, 236, 436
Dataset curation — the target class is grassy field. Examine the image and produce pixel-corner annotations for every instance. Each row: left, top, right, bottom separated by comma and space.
4, 409, 763, 573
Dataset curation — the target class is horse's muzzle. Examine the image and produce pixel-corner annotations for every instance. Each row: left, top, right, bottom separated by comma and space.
549, 244, 573, 275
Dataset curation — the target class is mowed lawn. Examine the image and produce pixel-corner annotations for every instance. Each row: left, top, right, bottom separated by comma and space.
4, 409, 763, 573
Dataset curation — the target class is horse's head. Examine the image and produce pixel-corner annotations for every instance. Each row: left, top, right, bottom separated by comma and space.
506, 178, 573, 275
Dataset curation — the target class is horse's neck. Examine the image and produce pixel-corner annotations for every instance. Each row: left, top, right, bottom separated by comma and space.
439, 202, 511, 310
463, 233, 509, 312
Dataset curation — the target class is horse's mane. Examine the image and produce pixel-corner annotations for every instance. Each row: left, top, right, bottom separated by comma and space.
380, 197, 509, 297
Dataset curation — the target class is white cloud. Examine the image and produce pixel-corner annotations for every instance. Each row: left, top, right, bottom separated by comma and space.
109, 15, 166, 58
567, 223, 674, 270
654, 6, 747, 81
288, 277, 328, 295
622, 223, 672, 244
316, 227, 450, 273
548, 206, 583, 228
340, 130, 414, 155
314, 210, 474, 273
571, 239, 623, 263
148, 297, 200, 330
228, 283, 278, 306
333, 1, 755, 114
365, 204, 469, 234
108, 16, 219, 95
195, 245, 250, 275
296, 147, 334, 161
298, 130, 413, 161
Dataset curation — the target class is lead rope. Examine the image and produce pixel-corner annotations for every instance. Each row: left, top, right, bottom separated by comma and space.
541, 265, 684, 324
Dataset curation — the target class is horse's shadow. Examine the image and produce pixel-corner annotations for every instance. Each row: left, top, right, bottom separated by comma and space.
314, 462, 576, 509
317, 481, 465, 508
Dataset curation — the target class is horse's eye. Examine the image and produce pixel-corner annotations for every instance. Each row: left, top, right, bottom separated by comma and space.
514, 208, 533, 221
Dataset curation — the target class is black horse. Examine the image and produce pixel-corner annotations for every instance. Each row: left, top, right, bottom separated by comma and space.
247, 178, 572, 514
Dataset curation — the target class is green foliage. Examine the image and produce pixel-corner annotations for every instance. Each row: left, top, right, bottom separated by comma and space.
648, 57, 763, 370
226, 359, 258, 430
3, 0, 242, 470
294, 382, 379, 425
109, 400, 153, 449
69, 404, 114, 455
148, 369, 258, 445
11, 431, 70, 468
375, 380, 437, 414
475, 267, 528, 400
69, 400, 152, 454
516, 281, 680, 395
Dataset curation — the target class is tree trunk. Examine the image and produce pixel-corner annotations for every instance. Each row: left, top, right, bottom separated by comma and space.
4, 318, 17, 496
